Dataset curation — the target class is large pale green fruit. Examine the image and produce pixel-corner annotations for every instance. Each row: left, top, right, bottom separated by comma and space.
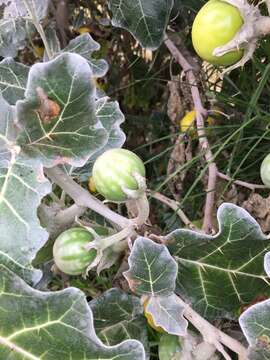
261, 154, 270, 187
192, 0, 244, 66
92, 148, 146, 202
53, 228, 97, 275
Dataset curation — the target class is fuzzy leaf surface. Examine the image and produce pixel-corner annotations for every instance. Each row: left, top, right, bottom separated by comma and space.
0, 96, 50, 284
63, 33, 108, 77
124, 237, 178, 296
16, 53, 108, 168
146, 294, 188, 336
240, 299, 270, 359
0, 266, 146, 359
90, 288, 149, 357
0, 58, 29, 104
0, 0, 49, 57
109, 0, 173, 49
166, 203, 270, 319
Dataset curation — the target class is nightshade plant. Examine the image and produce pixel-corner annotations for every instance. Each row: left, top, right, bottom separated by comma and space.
1, 0, 270, 359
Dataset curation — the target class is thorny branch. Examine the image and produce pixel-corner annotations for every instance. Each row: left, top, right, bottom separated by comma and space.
165, 37, 217, 233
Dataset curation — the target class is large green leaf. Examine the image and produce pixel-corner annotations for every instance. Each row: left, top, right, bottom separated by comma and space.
240, 298, 270, 359
165, 203, 270, 319
0, 96, 50, 284
89, 288, 149, 357
0, 58, 29, 104
109, 0, 173, 49
16, 53, 108, 168
63, 33, 109, 78
124, 237, 177, 296
0, 265, 146, 359
124, 237, 187, 336
0, 0, 49, 57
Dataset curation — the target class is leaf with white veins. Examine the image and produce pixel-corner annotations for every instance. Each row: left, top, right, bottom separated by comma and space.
166, 203, 270, 319
109, 0, 173, 49
90, 288, 149, 357
16, 53, 108, 168
0, 265, 146, 359
0, 57, 29, 104
124, 237, 178, 296
146, 294, 188, 336
62, 33, 109, 77
0, 95, 51, 284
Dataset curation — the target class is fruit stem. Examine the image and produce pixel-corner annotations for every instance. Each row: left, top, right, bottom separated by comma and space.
133, 192, 150, 227
45, 166, 132, 229
85, 226, 135, 252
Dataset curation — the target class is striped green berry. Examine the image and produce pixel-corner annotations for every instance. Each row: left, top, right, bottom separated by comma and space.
261, 154, 270, 187
92, 148, 146, 202
53, 228, 97, 275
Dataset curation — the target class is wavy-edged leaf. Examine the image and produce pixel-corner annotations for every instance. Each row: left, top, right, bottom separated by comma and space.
166, 203, 270, 319
109, 0, 173, 49
0, 266, 146, 359
0, 96, 51, 284
63, 33, 109, 77
90, 288, 149, 357
16, 53, 108, 168
124, 237, 178, 296
0, 57, 29, 104
0, 0, 49, 58
72, 96, 126, 180
240, 299, 270, 359
146, 294, 188, 336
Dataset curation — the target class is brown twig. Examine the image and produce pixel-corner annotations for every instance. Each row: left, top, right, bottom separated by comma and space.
165, 37, 217, 233
218, 172, 267, 191
149, 191, 197, 230
177, 296, 248, 360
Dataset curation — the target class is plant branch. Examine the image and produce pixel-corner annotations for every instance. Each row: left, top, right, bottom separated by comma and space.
165, 36, 217, 233
55, 204, 86, 226
23, 0, 53, 60
177, 297, 248, 360
218, 172, 267, 190
149, 191, 197, 230
45, 166, 132, 229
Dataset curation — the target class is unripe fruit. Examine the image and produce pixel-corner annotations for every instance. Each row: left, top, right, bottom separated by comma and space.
53, 228, 97, 275
261, 154, 270, 187
192, 0, 244, 66
92, 148, 146, 202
